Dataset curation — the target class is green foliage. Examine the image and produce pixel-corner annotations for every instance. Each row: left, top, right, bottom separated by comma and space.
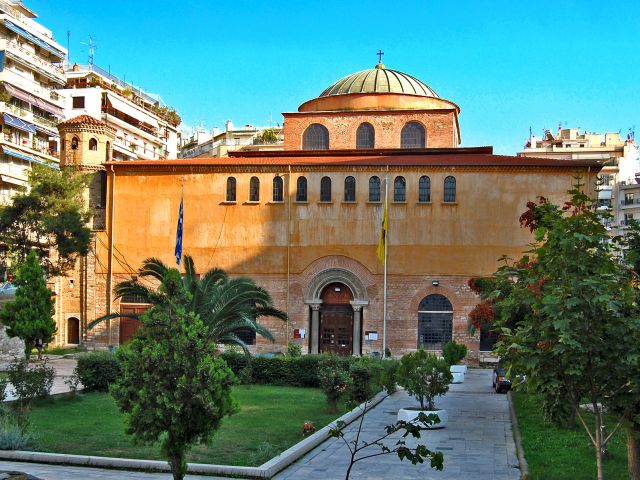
0, 405, 33, 450
348, 361, 374, 404
0, 251, 55, 357
75, 352, 121, 392
0, 379, 7, 403
110, 270, 236, 480
318, 354, 351, 412
7, 359, 54, 409
287, 342, 302, 357
397, 349, 452, 410
442, 340, 467, 366
90, 255, 286, 353
0, 165, 91, 276
380, 359, 399, 394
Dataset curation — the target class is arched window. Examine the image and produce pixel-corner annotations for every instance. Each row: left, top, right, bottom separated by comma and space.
356, 122, 374, 149
394, 176, 406, 202
71, 136, 79, 150
444, 176, 456, 202
249, 176, 260, 202
226, 177, 236, 202
344, 176, 356, 202
320, 176, 332, 202
105, 141, 111, 162
401, 121, 426, 148
273, 176, 283, 202
418, 294, 453, 350
236, 328, 256, 346
296, 176, 307, 202
369, 176, 381, 202
89, 138, 98, 151
418, 176, 431, 203
302, 123, 329, 150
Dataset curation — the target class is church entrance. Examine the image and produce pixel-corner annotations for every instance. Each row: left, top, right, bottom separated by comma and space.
319, 283, 353, 356
67, 317, 80, 345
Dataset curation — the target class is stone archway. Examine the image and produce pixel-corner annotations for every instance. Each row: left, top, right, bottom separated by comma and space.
304, 268, 368, 355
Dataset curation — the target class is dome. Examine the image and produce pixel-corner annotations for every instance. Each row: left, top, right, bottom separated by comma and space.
319, 64, 439, 98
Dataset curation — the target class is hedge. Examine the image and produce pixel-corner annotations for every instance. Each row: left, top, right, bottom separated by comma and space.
75, 352, 121, 392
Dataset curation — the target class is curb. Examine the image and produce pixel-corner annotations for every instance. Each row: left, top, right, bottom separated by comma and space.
0, 390, 389, 479
507, 391, 529, 479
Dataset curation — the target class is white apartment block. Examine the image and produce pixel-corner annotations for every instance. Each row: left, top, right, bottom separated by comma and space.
0, 0, 65, 204
59, 63, 180, 161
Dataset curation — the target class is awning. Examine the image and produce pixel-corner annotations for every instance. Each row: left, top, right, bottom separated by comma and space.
598, 189, 613, 200
4, 84, 64, 117
1, 146, 59, 170
106, 93, 158, 129
4, 20, 65, 60
112, 142, 138, 159
0, 174, 27, 187
2, 113, 36, 133
34, 123, 58, 137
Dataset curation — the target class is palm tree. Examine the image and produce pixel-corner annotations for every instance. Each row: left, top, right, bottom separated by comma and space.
89, 255, 286, 351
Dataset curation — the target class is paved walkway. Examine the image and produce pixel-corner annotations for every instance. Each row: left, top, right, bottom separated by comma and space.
275, 368, 520, 480
0, 368, 520, 479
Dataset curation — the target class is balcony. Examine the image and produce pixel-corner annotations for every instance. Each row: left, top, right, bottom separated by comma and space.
2, 134, 58, 159
2, 39, 65, 85
621, 198, 640, 206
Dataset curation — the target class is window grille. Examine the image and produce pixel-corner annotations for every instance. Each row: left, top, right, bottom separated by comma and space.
418, 294, 453, 350
296, 176, 307, 202
419, 176, 431, 203
273, 176, 283, 202
226, 177, 236, 202
249, 176, 260, 202
401, 121, 425, 148
320, 176, 332, 202
394, 176, 406, 202
302, 124, 329, 150
444, 176, 456, 202
344, 176, 356, 202
369, 176, 381, 202
356, 122, 375, 149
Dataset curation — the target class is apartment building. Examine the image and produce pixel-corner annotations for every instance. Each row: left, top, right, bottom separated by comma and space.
0, 0, 65, 204
59, 63, 180, 161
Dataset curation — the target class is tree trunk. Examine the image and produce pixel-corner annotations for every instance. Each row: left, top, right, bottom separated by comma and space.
628, 422, 640, 480
595, 407, 604, 480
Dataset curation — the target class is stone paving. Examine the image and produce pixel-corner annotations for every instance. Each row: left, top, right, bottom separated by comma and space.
274, 369, 521, 480
0, 366, 521, 479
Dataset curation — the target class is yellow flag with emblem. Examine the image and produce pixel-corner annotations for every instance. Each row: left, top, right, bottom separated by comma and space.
377, 203, 387, 264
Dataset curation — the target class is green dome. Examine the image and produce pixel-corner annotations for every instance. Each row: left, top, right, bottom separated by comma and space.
319, 65, 439, 98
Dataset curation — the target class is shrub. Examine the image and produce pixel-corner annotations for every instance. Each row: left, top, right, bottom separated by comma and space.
0, 379, 7, 403
442, 341, 468, 366
75, 352, 120, 391
8, 359, 54, 405
318, 355, 351, 412
397, 349, 452, 410
349, 362, 373, 404
287, 343, 302, 357
0, 413, 32, 450
380, 359, 399, 394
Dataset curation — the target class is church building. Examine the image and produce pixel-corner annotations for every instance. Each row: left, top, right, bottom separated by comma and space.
54, 61, 601, 363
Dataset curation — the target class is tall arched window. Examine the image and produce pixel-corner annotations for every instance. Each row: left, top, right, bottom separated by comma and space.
320, 176, 332, 202
344, 176, 356, 202
369, 176, 381, 202
394, 176, 406, 202
418, 176, 431, 203
105, 141, 111, 162
226, 177, 236, 202
444, 176, 456, 202
302, 124, 329, 150
249, 176, 260, 202
273, 176, 283, 202
401, 121, 426, 148
418, 294, 453, 350
71, 136, 79, 150
89, 138, 98, 151
356, 122, 375, 149
296, 176, 307, 202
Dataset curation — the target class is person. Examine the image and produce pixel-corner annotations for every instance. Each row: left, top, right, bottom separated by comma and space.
36, 338, 44, 361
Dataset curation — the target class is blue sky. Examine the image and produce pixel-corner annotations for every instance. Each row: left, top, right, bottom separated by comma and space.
29, 0, 640, 155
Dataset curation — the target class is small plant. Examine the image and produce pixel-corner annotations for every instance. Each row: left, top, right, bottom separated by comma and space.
329, 397, 444, 479
349, 360, 374, 404
287, 342, 302, 357
302, 421, 316, 436
384, 347, 392, 358
318, 355, 351, 413
0, 378, 7, 403
397, 349, 452, 410
380, 359, 399, 394
64, 374, 82, 396
75, 351, 120, 392
8, 359, 54, 410
0, 409, 33, 450
442, 340, 468, 366
237, 364, 253, 385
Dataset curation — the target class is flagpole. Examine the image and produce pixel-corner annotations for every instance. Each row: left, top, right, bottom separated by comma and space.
382, 173, 389, 359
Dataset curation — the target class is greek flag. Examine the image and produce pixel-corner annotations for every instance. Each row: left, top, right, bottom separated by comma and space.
174, 188, 183, 266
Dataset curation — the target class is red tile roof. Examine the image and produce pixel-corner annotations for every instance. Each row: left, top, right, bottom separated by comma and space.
58, 115, 107, 127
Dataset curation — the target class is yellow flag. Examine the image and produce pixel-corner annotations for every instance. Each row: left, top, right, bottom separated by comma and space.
377, 203, 388, 264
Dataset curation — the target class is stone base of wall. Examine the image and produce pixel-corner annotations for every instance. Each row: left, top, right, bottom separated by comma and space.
0, 326, 25, 369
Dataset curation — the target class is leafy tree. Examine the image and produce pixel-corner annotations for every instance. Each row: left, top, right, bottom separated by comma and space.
89, 255, 286, 351
397, 349, 451, 410
111, 269, 236, 480
0, 165, 91, 276
487, 185, 640, 480
0, 251, 55, 358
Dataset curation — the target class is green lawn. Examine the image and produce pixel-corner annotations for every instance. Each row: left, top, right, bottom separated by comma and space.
512, 392, 628, 480
28, 386, 346, 466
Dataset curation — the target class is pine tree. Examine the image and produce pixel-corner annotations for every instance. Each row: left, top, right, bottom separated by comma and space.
0, 251, 56, 358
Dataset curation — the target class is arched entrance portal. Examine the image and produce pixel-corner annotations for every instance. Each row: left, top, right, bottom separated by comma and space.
67, 317, 80, 345
319, 283, 353, 356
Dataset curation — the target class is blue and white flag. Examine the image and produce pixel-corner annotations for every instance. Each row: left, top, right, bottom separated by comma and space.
174, 187, 183, 266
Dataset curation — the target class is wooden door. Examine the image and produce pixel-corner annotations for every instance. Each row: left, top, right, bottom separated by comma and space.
67, 317, 80, 344
119, 305, 147, 344
320, 305, 353, 355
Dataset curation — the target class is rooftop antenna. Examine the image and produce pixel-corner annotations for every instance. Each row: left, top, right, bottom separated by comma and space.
66, 30, 70, 68
80, 36, 97, 66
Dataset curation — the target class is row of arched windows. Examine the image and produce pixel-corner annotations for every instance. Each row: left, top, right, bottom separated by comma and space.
69, 136, 99, 151
225, 175, 457, 203
302, 121, 427, 150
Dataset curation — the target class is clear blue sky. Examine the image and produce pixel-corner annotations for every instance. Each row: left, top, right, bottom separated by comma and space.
30, 0, 640, 155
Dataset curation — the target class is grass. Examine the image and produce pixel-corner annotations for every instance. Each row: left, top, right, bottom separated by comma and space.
512, 391, 628, 480
27, 385, 347, 466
